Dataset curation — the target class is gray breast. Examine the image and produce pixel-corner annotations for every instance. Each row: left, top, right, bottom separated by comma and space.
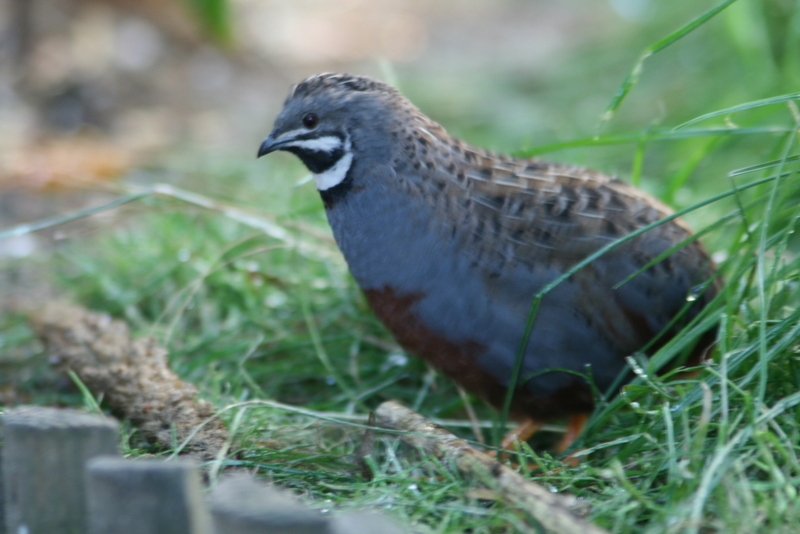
323, 176, 630, 395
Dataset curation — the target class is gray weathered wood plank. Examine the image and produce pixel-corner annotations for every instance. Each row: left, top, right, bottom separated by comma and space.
86, 456, 212, 534
207, 474, 331, 534
1, 406, 119, 534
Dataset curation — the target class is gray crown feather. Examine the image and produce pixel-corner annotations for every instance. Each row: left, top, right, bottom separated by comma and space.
288, 73, 399, 102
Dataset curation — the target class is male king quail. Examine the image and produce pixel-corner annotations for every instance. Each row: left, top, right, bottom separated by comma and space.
257, 73, 720, 450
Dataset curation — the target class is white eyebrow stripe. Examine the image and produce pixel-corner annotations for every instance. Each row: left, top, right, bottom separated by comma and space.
283, 135, 343, 153
274, 128, 307, 141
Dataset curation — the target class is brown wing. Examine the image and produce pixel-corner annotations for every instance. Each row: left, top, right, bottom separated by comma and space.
425, 140, 717, 353
421, 139, 690, 268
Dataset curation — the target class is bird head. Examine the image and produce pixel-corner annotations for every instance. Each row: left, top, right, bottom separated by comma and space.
258, 73, 403, 192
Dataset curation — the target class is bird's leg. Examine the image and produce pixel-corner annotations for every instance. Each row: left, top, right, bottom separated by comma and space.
555, 413, 589, 454
499, 418, 543, 453
555, 413, 589, 467
498, 414, 589, 465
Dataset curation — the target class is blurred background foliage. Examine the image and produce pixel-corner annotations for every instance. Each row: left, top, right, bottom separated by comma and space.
1, 0, 800, 531
183, 0, 232, 45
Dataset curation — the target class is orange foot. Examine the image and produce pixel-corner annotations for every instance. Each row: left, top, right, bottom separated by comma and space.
497, 413, 589, 466
500, 418, 543, 452
557, 413, 589, 467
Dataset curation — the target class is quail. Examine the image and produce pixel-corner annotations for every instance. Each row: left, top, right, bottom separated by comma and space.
257, 73, 720, 450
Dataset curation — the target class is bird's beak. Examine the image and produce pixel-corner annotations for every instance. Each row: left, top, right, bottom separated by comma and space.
257, 133, 293, 158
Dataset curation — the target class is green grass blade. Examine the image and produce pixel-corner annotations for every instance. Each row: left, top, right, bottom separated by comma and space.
675, 92, 800, 130
728, 155, 799, 176
0, 192, 149, 241
514, 126, 791, 157
599, 0, 740, 131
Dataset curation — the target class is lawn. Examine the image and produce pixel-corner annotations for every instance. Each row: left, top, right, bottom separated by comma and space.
2, 0, 800, 532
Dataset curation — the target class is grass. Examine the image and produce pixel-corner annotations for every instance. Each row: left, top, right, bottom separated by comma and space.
2, 0, 800, 532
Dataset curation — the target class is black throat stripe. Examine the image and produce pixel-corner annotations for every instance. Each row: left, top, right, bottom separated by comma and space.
286, 146, 344, 174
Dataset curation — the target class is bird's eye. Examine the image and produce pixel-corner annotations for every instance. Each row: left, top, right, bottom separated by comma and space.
302, 113, 319, 129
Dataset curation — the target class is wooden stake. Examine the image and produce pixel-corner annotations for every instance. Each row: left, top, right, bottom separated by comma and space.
86, 457, 212, 534
1, 407, 119, 534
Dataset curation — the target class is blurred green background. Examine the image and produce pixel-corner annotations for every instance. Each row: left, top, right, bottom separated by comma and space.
1, 0, 799, 532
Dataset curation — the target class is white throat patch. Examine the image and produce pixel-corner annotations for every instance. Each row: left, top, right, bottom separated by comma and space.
314, 138, 353, 191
